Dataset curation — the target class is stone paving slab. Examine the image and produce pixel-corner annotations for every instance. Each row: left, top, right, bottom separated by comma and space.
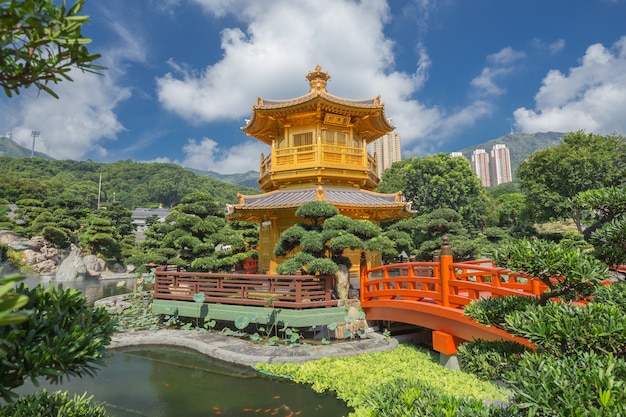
110, 329, 398, 367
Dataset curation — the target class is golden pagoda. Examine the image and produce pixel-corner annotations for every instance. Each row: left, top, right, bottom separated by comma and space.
227, 66, 414, 275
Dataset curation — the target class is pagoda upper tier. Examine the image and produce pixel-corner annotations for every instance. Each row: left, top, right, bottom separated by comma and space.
241, 65, 395, 192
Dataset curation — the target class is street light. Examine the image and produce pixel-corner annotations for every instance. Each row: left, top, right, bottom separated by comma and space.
30, 131, 40, 158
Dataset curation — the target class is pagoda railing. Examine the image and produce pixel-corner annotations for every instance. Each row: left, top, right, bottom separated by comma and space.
153, 267, 337, 309
259, 142, 378, 181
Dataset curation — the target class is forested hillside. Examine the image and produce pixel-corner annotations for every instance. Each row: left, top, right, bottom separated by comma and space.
187, 168, 260, 189
0, 157, 260, 209
0, 136, 54, 160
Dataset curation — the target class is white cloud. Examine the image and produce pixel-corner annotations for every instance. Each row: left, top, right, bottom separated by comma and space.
180, 137, 269, 174
514, 36, 626, 134
0, 1, 147, 161
5, 70, 129, 159
156, 0, 498, 160
471, 47, 526, 96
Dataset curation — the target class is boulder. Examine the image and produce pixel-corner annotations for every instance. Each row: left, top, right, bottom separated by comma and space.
0, 230, 19, 246
83, 254, 105, 276
33, 260, 57, 276
55, 252, 87, 282
8, 238, 41, 251
21, 249, 46, 265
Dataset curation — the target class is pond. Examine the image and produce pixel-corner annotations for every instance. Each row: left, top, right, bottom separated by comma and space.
9, 274, 352, 416
17, 346, 352, 417
19, 274, 138, 305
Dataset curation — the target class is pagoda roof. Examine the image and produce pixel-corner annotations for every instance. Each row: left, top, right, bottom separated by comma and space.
241, 65, 395, 145
226, 185, 414, 222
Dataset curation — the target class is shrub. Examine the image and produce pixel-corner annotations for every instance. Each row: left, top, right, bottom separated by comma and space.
593, 280, 626, 312
364, 377, 511, 417
505, 301, 626, 358
457, 340, 531, 382
485, 239, 609, 305
464, 296, 539, 330
255, 344, 510, 415
0, 284, 115, 401
0, 390, 108, 417
505, 351, 626, 416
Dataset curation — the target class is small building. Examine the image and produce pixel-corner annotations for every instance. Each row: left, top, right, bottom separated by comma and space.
227, 66, 414, 277
131, 207, 171, 241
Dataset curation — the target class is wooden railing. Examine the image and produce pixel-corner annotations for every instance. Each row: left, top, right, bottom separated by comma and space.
153, 267, 337, 309
362, 262, 442, 303
259, 142, 374, 178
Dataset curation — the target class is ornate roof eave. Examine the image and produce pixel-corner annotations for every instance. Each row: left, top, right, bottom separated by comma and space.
225, 185, 415, 221
241, 65, 395, 144
242, 95, 395, 145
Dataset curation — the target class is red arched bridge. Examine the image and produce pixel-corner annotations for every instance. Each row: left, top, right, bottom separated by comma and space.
359, 241, 547, 355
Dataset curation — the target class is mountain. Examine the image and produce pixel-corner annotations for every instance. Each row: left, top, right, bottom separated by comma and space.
456, 131, 565, 177
0, 135, 55, 160
187, 168, 260, 189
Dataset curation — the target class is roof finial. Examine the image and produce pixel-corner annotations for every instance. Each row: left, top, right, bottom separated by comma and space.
306, 65, 330, 95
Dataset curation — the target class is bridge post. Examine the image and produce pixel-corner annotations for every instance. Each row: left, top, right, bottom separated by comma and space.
359, 251, 367, 300
439, 237, 452, 307
432, 330, 461, 370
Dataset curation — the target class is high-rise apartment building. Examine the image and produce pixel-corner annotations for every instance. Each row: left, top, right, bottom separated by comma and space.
470, 149, 490, 187
369, 132, 401, 178
490, 144, 512, 185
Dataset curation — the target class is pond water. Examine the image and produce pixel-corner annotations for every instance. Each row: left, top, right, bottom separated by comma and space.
9, 274, 352, 416
19, 274, 138, 305
17, 346, 352, 417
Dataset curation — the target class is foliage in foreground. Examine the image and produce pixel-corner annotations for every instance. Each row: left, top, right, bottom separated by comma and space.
0, 0, 104, 98
484, 238, 609, 305
506, 351, 626, 417
255, 344, 510, 416
457, 340, 531, 382
462, 278, 626, 416
0, 389, 107, 417
0, 284, 115, 401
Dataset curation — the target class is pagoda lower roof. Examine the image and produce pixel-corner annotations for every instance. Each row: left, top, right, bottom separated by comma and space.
226, 186, 414, 217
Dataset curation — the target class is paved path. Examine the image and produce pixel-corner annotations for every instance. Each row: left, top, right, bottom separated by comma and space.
110, 329, 398, 367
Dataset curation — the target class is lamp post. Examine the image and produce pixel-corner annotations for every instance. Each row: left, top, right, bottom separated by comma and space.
30, 131, 40, 158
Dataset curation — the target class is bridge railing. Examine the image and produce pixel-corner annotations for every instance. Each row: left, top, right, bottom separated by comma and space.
448, 261, 547, 307
361, 262, 442, 304
361, 240, 549, 308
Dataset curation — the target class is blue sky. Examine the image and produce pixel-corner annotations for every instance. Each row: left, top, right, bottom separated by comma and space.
1, 0, 626, 174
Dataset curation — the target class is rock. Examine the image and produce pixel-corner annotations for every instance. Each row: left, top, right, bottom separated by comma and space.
83, 255, 104, 273
21, 249, 46, 265
0, 230, 18, 246
335, 264, 350, 299
8, 238, 41, 251
55, 252, 87, 281
33, 260, 57, 276
30, 236, 46, 246
110, 263, 126, 273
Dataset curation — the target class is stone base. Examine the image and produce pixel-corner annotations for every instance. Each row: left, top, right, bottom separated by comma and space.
439, 353, 460, 370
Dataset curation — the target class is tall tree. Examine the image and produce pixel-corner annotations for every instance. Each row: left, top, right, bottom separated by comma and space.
78, 216, 120, 261
377, 153, 488, 229
517, 131, 626, 231
0, 0, 104, 97
136, 192, 256, 272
